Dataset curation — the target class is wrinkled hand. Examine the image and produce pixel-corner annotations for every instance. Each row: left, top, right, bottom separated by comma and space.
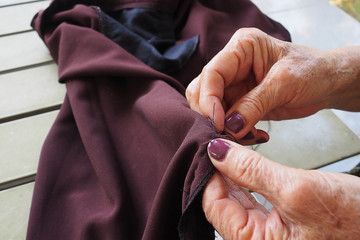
202, 139, 360, 239
186, 28, 360, 139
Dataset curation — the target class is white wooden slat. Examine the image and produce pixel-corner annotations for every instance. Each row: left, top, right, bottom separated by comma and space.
256, 110, 360, 169
0, 63, 65, 121
0, 182, 34, 240
0, 111, 58, 187
0, 31, 52, 72
0, 1, 50, 36
251, 0, 325, 14
0, 0, 45, 7
333, 110, 360, 138
266, 1, 360, 50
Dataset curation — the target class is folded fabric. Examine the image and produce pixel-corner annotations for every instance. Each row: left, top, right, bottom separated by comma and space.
27, 0, 291, 239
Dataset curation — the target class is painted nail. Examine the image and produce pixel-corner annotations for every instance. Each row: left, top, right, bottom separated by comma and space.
256, 138, 268, 144
225, 112, 245, 133
208, 139, 231, 161
241, 131, 255, 140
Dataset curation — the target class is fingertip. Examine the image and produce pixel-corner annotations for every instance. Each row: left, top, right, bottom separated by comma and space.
224, 112, 246, 134
208, 139, 232, 162
208, 139, 281, 196
201, 97, 225, 131
241, 130, 256, 140
238, 128, 270, 146
255, 138, 268, 144
254, 129, 269, 144
255, 129, 269, 139
224, 87, 275, 138
185, 75, 199, 100
213, 101, 225, 131
223, 110, 255, 140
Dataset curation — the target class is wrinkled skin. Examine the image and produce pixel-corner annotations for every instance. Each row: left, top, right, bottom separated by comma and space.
186, 28, 360, 239
186, 28, 360, 138
203, 140, 360, 240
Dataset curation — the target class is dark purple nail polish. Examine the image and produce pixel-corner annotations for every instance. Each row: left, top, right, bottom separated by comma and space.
241, 131, 255, 140
256, 138, 268, 144
225, 112, 245, 133
208, 139, 231, 161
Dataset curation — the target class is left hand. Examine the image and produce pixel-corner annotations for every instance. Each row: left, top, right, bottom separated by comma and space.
186, 28, 360, 141
203, 139, 360, 239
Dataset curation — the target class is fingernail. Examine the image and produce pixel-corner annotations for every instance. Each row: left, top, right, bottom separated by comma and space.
241, 131, 255, 140
256, 138, 268, 144
208, 139, 231, 161
225, 112, 245, 133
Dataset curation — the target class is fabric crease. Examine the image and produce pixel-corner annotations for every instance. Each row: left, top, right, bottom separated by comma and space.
27, 0, 291, 239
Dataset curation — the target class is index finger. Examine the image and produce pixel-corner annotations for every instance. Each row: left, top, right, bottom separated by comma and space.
198, 29, 256, 130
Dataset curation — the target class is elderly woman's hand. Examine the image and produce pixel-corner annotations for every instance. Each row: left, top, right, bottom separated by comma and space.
186, 28, 360, 140
203, 139, 360, 240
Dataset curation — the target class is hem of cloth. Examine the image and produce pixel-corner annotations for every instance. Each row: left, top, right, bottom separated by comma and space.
177, 131, 233, 239
178, 166, 216, 240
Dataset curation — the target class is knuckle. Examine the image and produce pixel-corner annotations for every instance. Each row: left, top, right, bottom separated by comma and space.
202, 65, 218, 80
185, 87, 193, 100
240, 94, 266, 120
233, 28, 245, 39
202, 64, 211, 74
233, 27, 263, 40
232, 29, 255, 50
253, 95, 267, 117
201, 65, 215, 81
276, 65, 294, 80
185, 78, 200, 106
201, 65, 226, 88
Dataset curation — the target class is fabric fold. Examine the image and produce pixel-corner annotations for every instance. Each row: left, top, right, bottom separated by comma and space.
27, 0, 291, 239
97, 7, 199, 73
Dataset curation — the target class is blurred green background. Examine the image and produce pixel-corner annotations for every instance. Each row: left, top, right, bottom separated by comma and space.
330, 0, 360, 21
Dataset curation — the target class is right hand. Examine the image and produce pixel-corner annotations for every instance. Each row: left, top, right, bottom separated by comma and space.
203, 139, 360, 239
186, 28, 360, 139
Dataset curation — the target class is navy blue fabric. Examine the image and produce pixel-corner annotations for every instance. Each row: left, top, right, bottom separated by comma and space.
97, 8, 199, 74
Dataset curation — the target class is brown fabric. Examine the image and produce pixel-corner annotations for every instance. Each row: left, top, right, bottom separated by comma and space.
27, 1, 291, 239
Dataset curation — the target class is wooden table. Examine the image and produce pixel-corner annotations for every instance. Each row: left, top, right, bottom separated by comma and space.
0, 1, 64, 239
1, 1, 360, 239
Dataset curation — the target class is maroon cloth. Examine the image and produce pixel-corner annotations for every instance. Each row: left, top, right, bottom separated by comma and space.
27, 1, 291, 239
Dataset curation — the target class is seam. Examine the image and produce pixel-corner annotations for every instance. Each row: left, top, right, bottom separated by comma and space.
185, 166, 215, 207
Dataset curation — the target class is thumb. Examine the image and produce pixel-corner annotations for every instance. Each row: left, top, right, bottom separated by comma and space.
224, 74, 284, 138
207, 139, 290, 199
